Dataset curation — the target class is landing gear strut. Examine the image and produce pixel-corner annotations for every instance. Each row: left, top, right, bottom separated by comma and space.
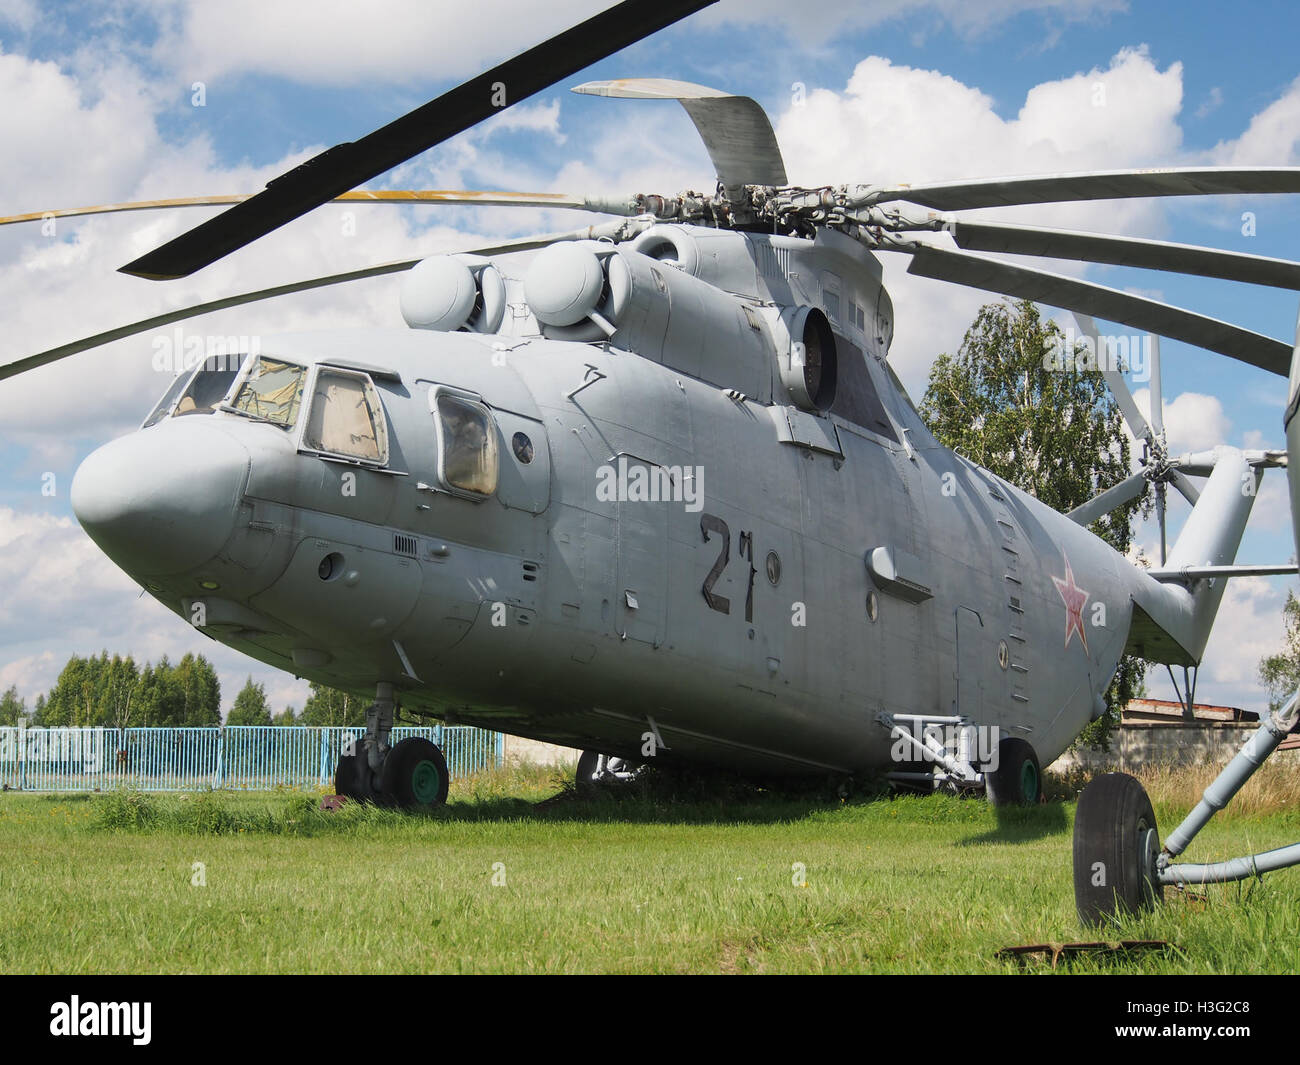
575, 750, 645, 796
1073, 689, 1300, 925
333, 682, 449, 810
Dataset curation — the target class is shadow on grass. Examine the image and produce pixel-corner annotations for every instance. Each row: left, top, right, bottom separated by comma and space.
955, 801, 1070, 845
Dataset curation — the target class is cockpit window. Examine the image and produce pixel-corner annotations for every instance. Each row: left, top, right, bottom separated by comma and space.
173, 355, 245, 417
142, 370, 192, 429
228, 357, 307, 429
302, 368, 388, 464
436, 393, 498, 496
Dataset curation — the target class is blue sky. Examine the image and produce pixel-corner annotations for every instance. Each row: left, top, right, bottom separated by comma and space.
1, 0, 1298, 718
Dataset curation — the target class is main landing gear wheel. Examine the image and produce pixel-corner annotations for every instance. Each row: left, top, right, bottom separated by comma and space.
334, 742, 375, 802
984, 736, 1041, 807
1073, 772, 1163, 925
380, 737, 450, 810
575, 750, 645, 796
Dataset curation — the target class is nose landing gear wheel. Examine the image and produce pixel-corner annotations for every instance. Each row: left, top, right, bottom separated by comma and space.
380, 737, 449, 810
1073, 772, 1163, 925
984, 737, 1041, 806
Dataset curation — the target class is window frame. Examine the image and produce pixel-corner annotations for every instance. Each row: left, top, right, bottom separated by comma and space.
295, 363, 391, 468
428, 384, 500, 501
219, 353, 309, 432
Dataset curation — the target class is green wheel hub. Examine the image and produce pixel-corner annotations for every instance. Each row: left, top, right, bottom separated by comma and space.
411, 759, 442, 805
1021, 760, 1039, 802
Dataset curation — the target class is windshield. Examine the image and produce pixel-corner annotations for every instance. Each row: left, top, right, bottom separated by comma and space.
142, 370, 191, 429
169, 355, 246, 418
227, 356, 307, 428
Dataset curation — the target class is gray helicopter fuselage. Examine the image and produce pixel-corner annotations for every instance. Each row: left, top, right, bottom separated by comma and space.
73, 225, 1146, 776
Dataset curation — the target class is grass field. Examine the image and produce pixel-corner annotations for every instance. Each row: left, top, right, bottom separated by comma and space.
2, 762, 1299, 974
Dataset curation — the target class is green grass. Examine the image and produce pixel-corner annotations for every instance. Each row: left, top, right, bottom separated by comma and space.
2, 763, 1299, 973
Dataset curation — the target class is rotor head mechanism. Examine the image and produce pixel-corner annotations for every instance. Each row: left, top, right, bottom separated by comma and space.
400, 254, 506, 333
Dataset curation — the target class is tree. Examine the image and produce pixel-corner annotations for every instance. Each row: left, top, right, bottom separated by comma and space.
0, 686, 26, 726
272, 706, 298, 727
1259, 589, 1300, 713
299, 683, 367, 727
227, 678, 272, 726
919, 298, 1147, 747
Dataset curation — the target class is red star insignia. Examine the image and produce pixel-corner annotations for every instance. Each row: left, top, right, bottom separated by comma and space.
1052, 555, 1091, 653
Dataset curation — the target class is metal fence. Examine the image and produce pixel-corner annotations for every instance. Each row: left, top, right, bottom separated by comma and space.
0, 724, 504, 793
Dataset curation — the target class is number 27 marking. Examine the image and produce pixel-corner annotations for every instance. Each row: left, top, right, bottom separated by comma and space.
700, 513, 756, 623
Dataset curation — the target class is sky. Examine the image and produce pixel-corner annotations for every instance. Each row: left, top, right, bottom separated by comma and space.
1, 0, 1298, 720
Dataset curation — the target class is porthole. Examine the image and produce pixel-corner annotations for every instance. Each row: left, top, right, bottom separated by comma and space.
765, 550, 782, 586
998, 640, 1009, 670
512, 431, 534, 464
866, 590, 878, 622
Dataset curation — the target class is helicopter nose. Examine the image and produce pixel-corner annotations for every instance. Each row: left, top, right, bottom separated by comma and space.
72, 422, 250, 577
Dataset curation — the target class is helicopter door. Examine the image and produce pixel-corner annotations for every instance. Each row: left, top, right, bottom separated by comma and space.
955, 605, 986, 721
613, 456, 669, 646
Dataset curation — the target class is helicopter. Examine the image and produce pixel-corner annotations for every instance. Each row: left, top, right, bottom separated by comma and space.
5, 0, 1300, 924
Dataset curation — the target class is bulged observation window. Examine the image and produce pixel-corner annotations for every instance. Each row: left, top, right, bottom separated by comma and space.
436, 393, 498, 496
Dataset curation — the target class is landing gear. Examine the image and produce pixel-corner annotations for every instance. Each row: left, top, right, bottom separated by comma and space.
984, 736, 1041, 807
381, 737, 449, 810
575, 750, 645, 796
331, 682, 449, 810
334, 743, 375, 801
1073, 773, 1163, 924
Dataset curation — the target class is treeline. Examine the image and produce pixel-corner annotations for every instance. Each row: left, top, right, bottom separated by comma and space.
0, 651, 371, 729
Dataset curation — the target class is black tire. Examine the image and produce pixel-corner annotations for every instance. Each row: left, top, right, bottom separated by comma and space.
1073, 772, 1163, 925
985, 736, 1041, 806
334, 741, 374, 802
379, 737, 449, 810
575, 750, 602, 797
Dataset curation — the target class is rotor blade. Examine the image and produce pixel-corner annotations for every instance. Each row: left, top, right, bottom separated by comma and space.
1066, 472, 1148, 527
118, 0, 715, 280
1168, 468, 1201, 506
903, 244, 1292, 375
858, 167, 1300, 212
572, 78, 787, 188
0, 190, 620, 228
1150, 333, 1164, 439
1157, 480, 1168, 565
1068, 310, 1155, 446
0, 229, 599, 382
951, 220, 1300, 290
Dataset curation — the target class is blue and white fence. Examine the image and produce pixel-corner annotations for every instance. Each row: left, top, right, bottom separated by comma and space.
0, 724, 504, 792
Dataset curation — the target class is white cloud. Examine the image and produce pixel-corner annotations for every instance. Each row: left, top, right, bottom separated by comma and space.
1130, 387, 1230, 455
1145, 576, 1289, 707
1212, 74, 1300, 166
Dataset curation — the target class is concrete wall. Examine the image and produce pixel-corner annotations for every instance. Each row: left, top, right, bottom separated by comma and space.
1053, 723, 1300, 773
502, 735, 580, 767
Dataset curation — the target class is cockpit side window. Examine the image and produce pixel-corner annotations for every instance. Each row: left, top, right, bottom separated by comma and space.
436, 393, 498, 496
228, 356, 307, 429
302, 368, 388, 464
142, 370, 192, 429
